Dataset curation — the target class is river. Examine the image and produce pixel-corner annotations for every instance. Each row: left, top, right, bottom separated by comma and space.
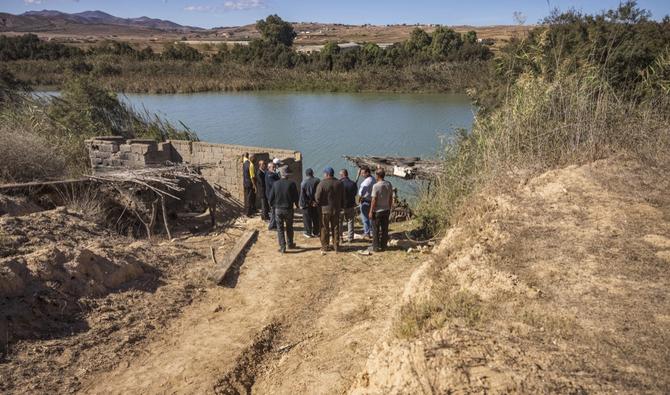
122, 91, 474, 195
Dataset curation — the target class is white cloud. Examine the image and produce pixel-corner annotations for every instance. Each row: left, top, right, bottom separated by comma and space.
222, 0, 265, 11
184, 5, 214, 12
24, 0, 45, 4
184, 0, 266, 13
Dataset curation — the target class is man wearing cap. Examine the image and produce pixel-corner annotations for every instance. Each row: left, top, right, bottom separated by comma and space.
269, 166, 299, 253
265, 162, 280, 230
300, 168, 320, 238
242, 153, 257, 217
315, 167, 344, 254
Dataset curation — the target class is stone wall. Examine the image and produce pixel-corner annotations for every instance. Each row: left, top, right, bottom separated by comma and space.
85, 137, 303, 203
169, 140, 303, 202
85, 136, 172, 170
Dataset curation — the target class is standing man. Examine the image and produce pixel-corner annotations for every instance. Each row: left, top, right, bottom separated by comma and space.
269, 166, 299, 253
315, 167, 343, 254
265, 162, 280, 230
358, 166, 375, 239
339, 169, 358, 243
257, 160, 270, 221
299, 168, 320, 238
370, 168, 393, 252
242, 153, 256, 217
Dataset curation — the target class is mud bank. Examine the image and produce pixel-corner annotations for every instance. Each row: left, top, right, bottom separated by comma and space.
350, 155, 670, 394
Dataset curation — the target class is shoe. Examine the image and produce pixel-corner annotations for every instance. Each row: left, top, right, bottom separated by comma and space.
278, 247, 286, 254
303, 233, 313, 239
288, 243, 297, 249
320, 250, 327, 255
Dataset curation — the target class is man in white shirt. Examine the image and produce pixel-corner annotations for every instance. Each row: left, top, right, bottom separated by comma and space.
357, 167, 375, 238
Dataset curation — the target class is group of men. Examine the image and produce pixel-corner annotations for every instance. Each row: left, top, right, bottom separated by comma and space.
242, 153, 394, 255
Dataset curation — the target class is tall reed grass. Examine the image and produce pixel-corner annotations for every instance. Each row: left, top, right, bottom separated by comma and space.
416, 68, 670, 234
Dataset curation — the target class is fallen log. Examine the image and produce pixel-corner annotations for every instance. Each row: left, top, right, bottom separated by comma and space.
209, 230, 258, 286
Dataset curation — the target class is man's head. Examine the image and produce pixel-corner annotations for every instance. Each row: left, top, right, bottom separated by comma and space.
272, 158, 281, 166
305, 168, 314, 177
323, 167, 335, 179
279, 165, 291, 179
244, 152, 249, 159
268, 162, 276, 172
339, 169, 348, 179
259, 160, 266, 170
375, 168, 386, 181
361, 166, 371, 177
249, 154, 256, 162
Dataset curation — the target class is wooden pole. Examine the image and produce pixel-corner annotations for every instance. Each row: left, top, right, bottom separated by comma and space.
160, 196, 172, 240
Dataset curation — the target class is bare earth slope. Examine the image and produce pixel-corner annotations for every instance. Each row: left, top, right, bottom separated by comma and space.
351, 155, 670, 394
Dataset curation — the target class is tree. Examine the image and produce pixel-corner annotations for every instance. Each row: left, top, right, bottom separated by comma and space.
430, 27, 462, 59
406, 28, 432, 52
256, 15, 297, 47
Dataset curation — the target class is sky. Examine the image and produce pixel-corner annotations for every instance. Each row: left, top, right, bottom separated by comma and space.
2, 0, 669, 28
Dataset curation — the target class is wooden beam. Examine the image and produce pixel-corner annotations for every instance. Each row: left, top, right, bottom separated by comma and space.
209, 230, 258, 285
0, 178, 91, 195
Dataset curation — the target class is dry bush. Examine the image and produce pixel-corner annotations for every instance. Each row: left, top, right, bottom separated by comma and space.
394, 276, 489, 339
0, 121, 66, 183
56, 184, 109, 224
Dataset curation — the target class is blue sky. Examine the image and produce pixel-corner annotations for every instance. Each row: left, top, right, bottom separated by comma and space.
2, 0, 669, 28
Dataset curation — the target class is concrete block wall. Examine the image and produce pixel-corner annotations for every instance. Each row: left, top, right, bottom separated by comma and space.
168, 140, 303, 202
85, 136, 172, 171
85, 137, 303, 204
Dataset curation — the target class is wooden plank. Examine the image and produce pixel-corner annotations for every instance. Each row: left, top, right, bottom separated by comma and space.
209, 230, 258, 285
0, 178, 90, 194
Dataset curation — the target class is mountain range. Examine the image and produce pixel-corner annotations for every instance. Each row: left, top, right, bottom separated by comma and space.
0, 10, 202, 33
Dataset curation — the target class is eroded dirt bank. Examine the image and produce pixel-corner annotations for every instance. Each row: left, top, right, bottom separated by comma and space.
351, 155, 670, 394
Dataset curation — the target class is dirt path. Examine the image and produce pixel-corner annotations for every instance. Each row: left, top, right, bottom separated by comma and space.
82, 217, 420, 394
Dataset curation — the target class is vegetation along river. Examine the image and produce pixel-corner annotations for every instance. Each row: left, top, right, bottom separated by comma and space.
125, 92, 475, 196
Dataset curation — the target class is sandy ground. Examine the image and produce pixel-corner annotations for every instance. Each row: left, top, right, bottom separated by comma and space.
351, 155, 670, 394
1, 204, 420, 394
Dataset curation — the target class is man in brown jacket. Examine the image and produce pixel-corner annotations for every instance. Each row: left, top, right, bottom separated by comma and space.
315, 166, 344, 254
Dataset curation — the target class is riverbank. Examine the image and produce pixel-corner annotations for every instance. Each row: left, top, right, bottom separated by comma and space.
4, 60, 489, 94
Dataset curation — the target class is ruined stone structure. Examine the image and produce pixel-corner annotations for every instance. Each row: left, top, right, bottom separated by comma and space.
85, 137, 303, 203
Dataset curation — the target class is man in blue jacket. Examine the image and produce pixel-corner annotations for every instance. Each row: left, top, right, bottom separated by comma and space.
265, 161, 280, 230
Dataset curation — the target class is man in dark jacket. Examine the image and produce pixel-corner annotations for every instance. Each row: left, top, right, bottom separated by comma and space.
269, 166, 299, 253
256, 160, 270, 221
265, 162, 280, 230
315, 167, 344, 254
299, 168, 320, 238
242, 153, 256, 217
339, 169, 358, 243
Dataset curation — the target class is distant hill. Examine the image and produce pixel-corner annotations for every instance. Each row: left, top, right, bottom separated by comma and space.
0, 9, 202, 34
